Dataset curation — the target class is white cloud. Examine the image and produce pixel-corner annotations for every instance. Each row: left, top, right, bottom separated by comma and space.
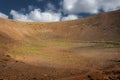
98, 0, 120, 12
1, 0, 120, 22
8, 0, 120, 22
63, 0, 98, 14
63, 0, 120, 14
28, 9, 61, 22
62, 14, 78, 21
0, 12, 8, 19
10, 9, 61, 22
10, 10, 31, 22
10, 9, 79, 22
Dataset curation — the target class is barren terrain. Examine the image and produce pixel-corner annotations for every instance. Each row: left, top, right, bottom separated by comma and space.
0, 10, 120, 80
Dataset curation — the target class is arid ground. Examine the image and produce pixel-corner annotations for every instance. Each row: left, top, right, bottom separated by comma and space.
0, 10, 120, 80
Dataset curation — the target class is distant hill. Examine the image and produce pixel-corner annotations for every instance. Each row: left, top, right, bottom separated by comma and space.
0, 10, 120, 43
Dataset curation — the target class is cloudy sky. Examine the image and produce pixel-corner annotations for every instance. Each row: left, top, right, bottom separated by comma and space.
0, 0, 120, 22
